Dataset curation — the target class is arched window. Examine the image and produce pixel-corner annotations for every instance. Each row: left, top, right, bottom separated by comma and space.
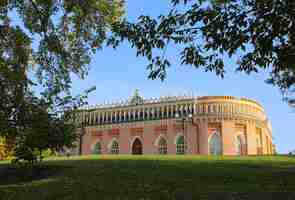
176, 135, 186, 155
158, 137, 167, 154
209, 132, 222, 155
111, 140, 119, 154
92, 142, 101, 154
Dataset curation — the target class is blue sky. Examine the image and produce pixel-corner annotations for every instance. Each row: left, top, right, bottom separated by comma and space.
9, 1, 289, 154
69, 1, 295, 154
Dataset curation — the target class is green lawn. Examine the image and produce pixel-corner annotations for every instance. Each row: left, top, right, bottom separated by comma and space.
1, 155, 295, 199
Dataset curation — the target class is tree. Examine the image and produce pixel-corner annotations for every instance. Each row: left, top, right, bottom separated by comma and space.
12, 97, 77, 165
1, 0, 123, 101
0, 0, 124, 164
109, 0, 295, 105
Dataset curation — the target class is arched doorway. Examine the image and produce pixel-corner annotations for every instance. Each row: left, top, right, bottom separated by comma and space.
209, 132, 222, 155
235, 135, 244, 155
132, 138, 143, 155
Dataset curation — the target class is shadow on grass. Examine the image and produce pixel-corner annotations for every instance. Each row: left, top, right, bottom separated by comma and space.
0, 164, 73, 185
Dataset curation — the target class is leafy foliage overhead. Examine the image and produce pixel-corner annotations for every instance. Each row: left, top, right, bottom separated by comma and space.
109, 0, 295, 104
0, 0, 124, 164
1, 0, 124, 99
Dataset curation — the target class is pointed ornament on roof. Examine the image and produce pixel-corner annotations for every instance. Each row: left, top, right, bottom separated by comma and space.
129, 89, 144, 105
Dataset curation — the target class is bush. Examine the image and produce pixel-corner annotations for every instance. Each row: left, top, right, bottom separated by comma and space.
11, 145, 40, 166
0, 137, 15, 160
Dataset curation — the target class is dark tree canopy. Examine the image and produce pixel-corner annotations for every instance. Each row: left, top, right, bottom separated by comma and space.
109, 0, 295, 104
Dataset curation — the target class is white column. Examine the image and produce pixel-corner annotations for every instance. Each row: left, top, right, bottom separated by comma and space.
232, 104, 235, 114
118, 110, 121, 122
147, 107, 151, 119
128, 110, 130, 121
105, 112, 108, 123
101, 112, 104, 123
94, 111, 97, 124
89, 111, 92, 125
194, 104, 197, 114
133, 109, 136, 121
180, 105, 184, 116
142, 108, 145, 120
166, 106, 169, 118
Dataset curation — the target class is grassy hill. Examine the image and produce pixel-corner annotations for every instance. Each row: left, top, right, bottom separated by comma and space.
0, 155, 295, 199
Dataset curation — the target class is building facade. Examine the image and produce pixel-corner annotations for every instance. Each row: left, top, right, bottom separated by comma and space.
74, 91, 274, 156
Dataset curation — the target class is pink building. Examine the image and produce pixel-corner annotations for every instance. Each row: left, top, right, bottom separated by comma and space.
75, 91, 274, 156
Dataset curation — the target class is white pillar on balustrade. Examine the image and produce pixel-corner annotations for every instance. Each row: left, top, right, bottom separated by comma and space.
180, 105, 183, 116
114, 111, 117, 123
151, 108, 155, 119
127, 111, 130, 121
142, 108, 145, 120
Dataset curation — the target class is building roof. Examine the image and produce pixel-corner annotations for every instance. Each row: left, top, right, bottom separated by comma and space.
79, 90, 264, 113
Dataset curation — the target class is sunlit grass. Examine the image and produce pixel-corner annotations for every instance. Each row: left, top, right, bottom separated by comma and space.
1, 155, 295, 199
0, 160, 9, 165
